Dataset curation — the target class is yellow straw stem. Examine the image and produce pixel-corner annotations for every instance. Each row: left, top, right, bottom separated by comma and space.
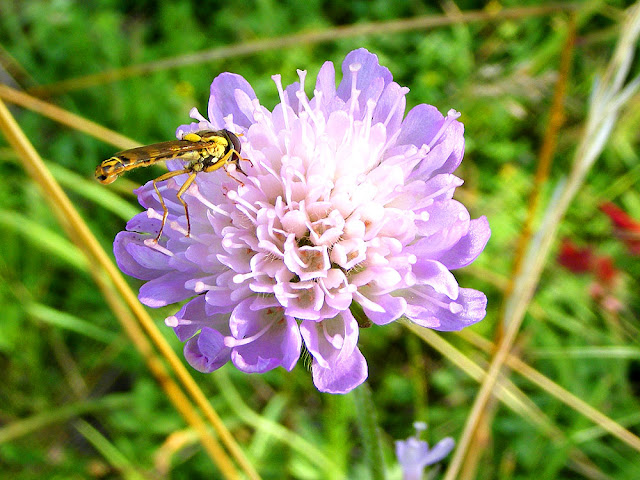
0, 98, 260, 480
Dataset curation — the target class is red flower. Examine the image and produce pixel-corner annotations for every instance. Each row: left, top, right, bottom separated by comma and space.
557, 238, 622, 313
600, 202, 640, 255
593, 256, 617, 287
557, 238, 594, 273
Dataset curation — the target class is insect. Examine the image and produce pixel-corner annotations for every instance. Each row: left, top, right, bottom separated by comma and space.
96, 129, 246, 241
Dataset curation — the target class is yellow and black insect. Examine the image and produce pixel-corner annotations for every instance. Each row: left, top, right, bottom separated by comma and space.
96, 129, 245, 241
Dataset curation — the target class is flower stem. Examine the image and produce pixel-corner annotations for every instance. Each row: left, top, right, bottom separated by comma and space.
352, 382, 387, 480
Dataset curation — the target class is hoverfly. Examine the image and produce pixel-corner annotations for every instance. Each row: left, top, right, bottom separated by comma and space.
96, 129, 246, 241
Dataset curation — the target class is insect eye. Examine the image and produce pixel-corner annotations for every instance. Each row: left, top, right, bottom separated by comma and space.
227, 131, 242, 153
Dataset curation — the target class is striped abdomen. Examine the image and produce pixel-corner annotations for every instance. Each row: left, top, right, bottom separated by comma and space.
95, 141, 202, 184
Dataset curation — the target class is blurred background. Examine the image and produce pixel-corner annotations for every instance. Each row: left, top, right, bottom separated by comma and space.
1, 0, 639, 479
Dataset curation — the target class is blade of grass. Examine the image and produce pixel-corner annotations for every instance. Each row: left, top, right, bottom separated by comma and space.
530, 346, 640, 359
0, 393, 132, 444
573, 412, 640, 444
47, 163, 141, 220
85, 257, 243, 479
1, 152, 140, 219
214, 370, 344, 479
75, 419, 149, 480
352, 383, 386, 480
0, 209, 88, 270
27, 302, 118, 343
457, 328, 640, 452
506, 342, 640, 451
404, 322, 611, 480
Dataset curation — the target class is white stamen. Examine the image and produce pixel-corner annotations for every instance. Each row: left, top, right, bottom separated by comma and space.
165, 315, 188, 327
227, 190, 259, 216
393, 143, 431, 170
449, 302, 463, 314
282, 165, 306, 205
425, 178, 463, 202
224, 317, 276, 347
313, 89, 323, 111
222, 114, 237, 132
363, 98, 376, 141
272, 74, 290, 131
296, 90, 319, 127
297, 69, 307, 111
143, 238, 174, 256
408, 287, 455, 310
221, 236, 246, 249
233, 271, 259, 283
169, 220, 189, 237
193, 281, 208, 293
348, 63, 362, 118
147, 208, 164, 221
322, 322, 344, 349
186, 185, 229, 217
428, 109, 462, 149
189, 107, 208, 123
383, 86, 410, 126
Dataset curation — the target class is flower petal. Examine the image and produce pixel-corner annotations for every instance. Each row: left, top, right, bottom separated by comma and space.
113, 231, 169, 280
313, 60, 337, 111
300, 312, 368, 393
372, 81, 407, 137
408, 200, 471, 259
229, 300, 301, 373
336, 48, 392, 111
208, 73, 258, 129
354, 291, 407, 326
138, 272, 194, 308
436, 216, 491, 270
423, 437, 455, 466
405, 286, 487, 331
411, 259, 459, 300
313, 344, 368, 394
166, 295, 230, 341
396, 104, 444, 151
184, 327, 231, 373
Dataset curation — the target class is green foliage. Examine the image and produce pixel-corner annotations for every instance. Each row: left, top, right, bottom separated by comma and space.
1, 0, 639, 479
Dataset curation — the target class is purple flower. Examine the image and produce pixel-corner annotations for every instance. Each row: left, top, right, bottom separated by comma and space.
114, 48, 490, 394
395, 422, 455, 480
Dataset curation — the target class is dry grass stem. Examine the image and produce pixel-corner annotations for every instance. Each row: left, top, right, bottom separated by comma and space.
444, 5, 640, 478
28, 3, 579, 96
0, 98, 259, 480
0, 84, 139, 150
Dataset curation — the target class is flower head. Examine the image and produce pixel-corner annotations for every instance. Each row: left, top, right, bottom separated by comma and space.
114, 49, 490, 393
395, 422, 455, 480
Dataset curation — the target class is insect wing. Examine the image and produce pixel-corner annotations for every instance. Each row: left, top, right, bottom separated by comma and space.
114, 140, 206, 166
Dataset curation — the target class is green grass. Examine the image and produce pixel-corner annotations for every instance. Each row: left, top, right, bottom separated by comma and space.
1, 1, 640, 479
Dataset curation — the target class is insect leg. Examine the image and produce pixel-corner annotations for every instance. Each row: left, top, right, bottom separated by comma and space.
240, 154, 253, 169
210, 149, 247, 185
175, 172, 197, 237
152, 168, 190, 241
